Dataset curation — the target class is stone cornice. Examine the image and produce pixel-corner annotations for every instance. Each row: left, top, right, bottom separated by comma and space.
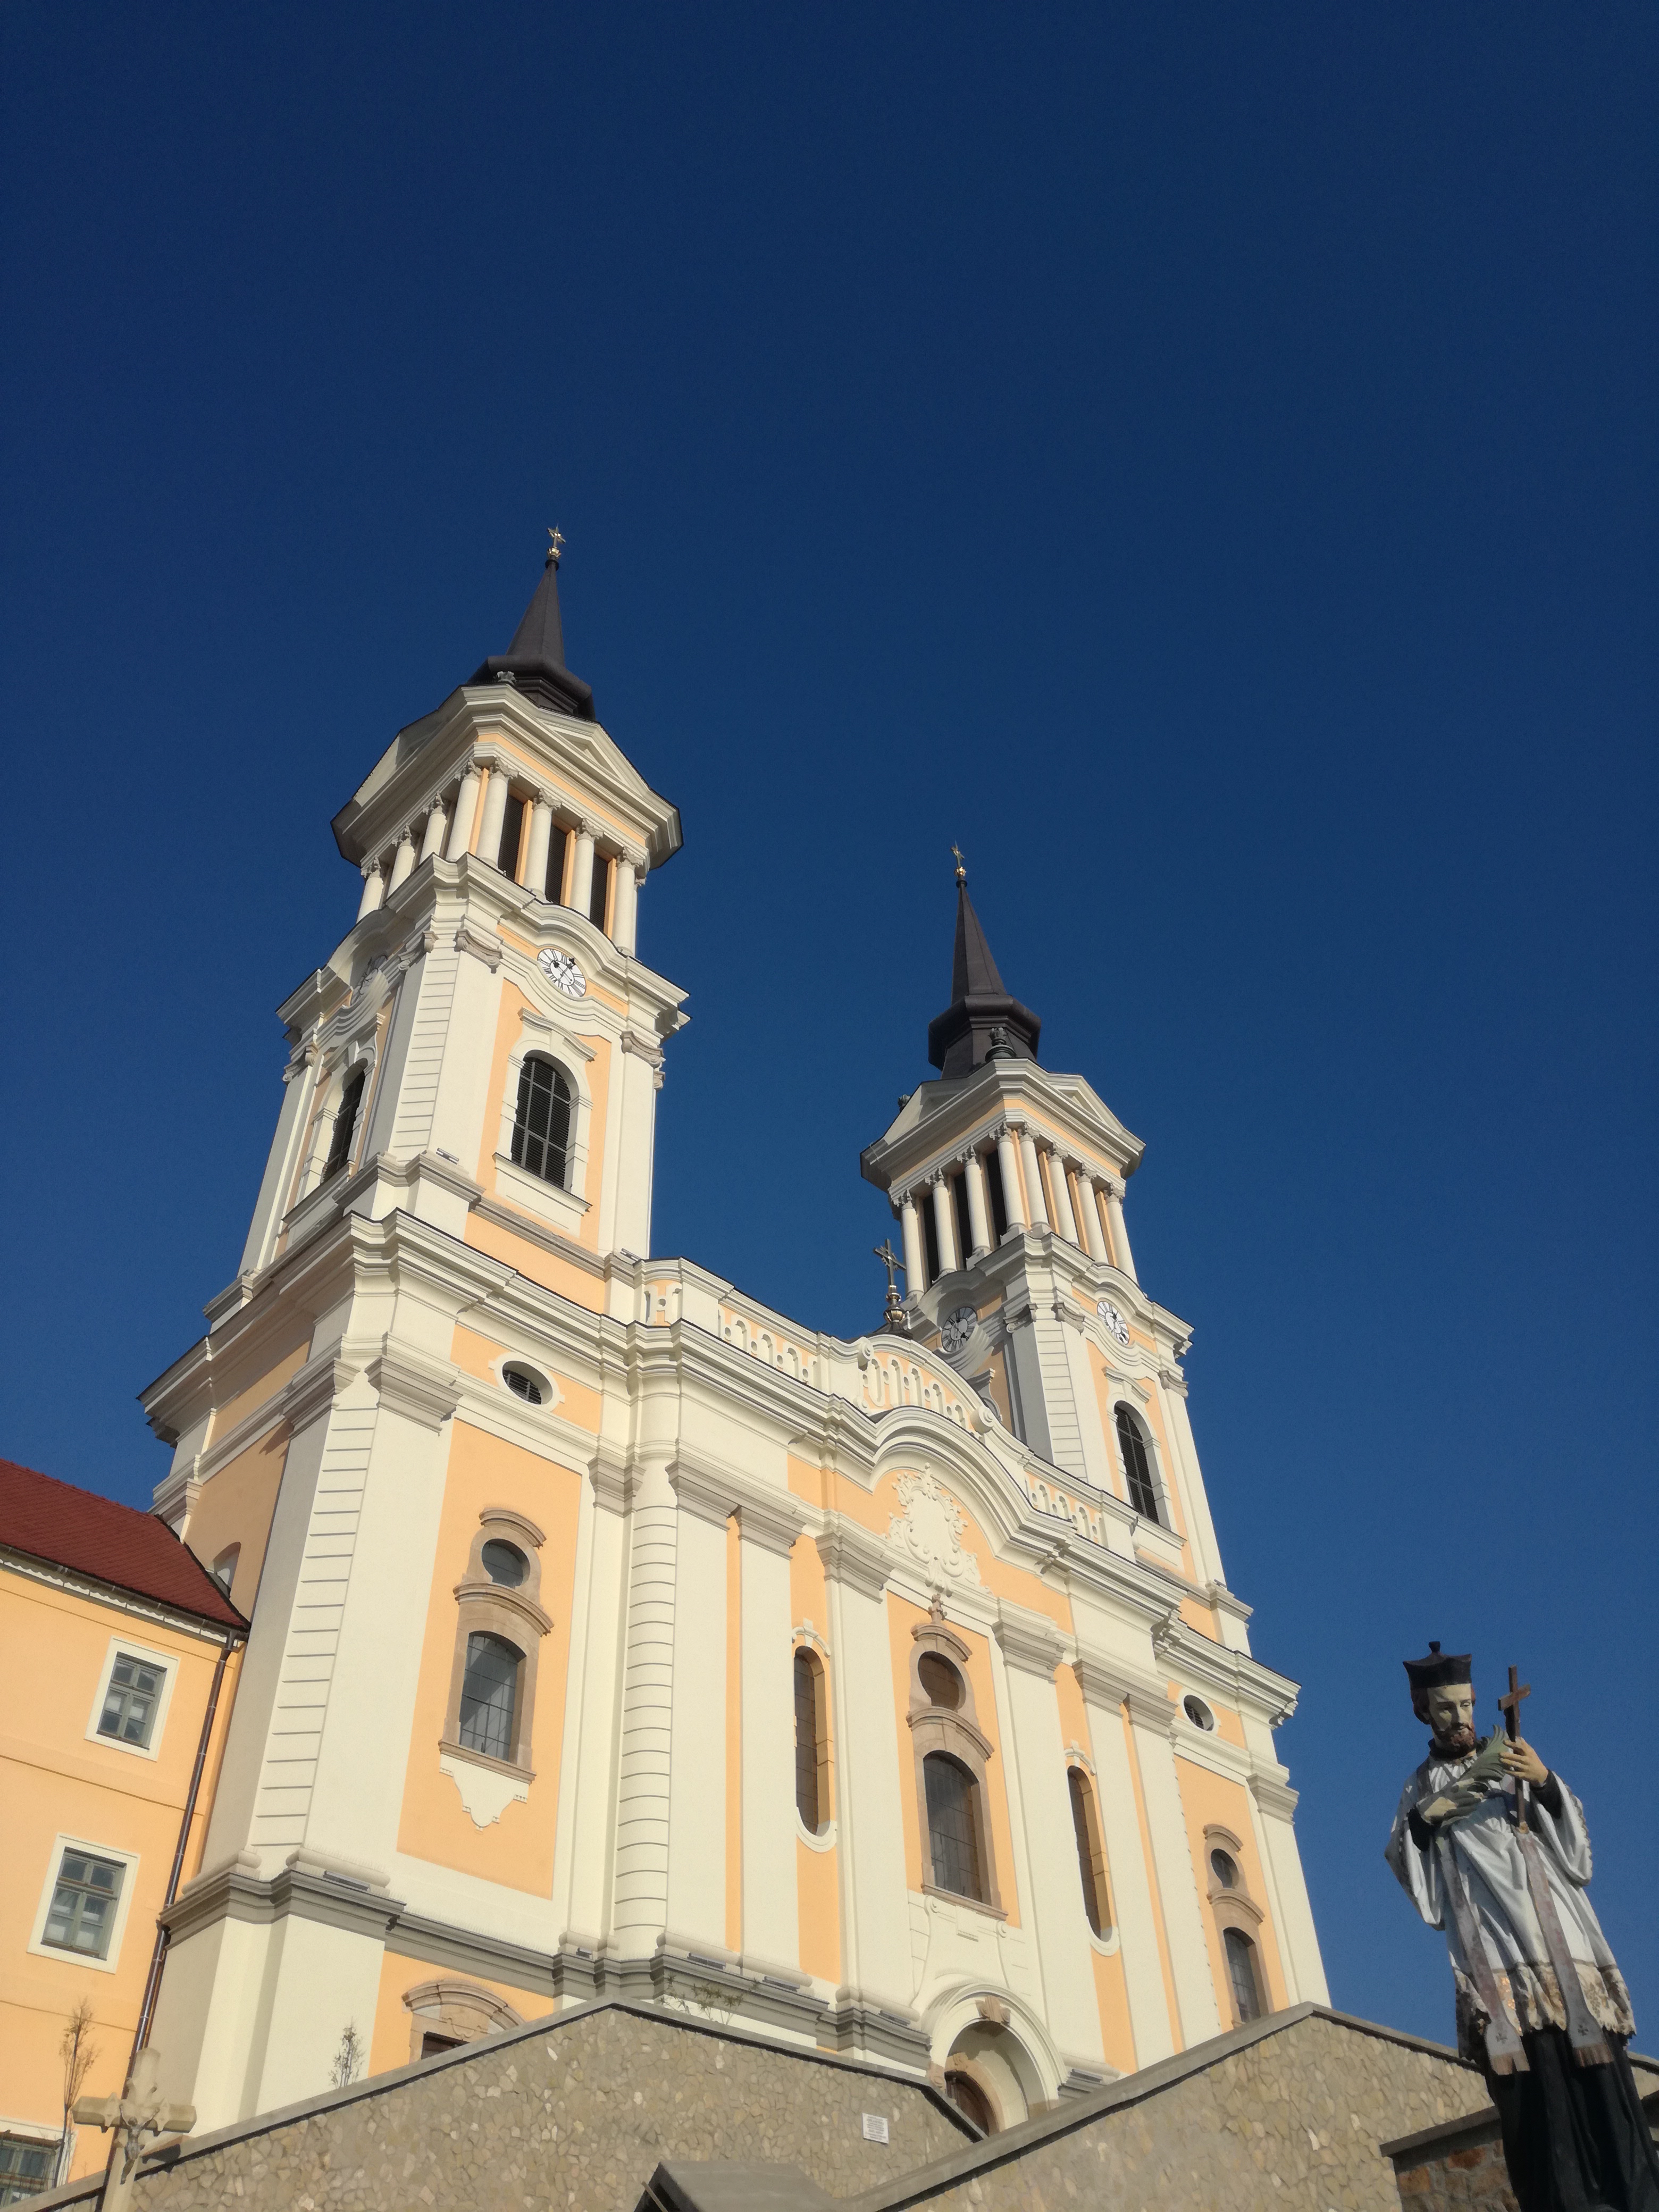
1249, 1771, 1301, 1820
994, 1603, 1067, 1679
1073, 1646, 1168, 1716
364, 1350, 463, 1433
816, 1521, 890, 1599
1154, 1613, 1300, 1727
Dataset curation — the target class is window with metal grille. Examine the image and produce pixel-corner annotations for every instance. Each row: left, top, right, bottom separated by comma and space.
923, 1753, 984, 1901
1224, 1927, 1262, 2022
510, 1055, 573, 1186
794, 1649, 823, 1831
97, 1654, 164, 1747
588, 853, 610, 930
323, 1068, 366, 1180
1068, 1767, 1109, 1937
0, 2135, 54, 2205
457, 1633, 521, 1763
496, 792, 526, 878
544, 823, 569, 903
43, 1850, 124, 1958
1114, 1404, 1160, 1522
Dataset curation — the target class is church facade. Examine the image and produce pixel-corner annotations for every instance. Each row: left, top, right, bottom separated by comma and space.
139, 546, 1327, 2138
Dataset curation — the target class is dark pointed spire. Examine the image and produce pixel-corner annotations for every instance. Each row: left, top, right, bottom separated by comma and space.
469, 529, 596, 719
926, 853, 1042, 1079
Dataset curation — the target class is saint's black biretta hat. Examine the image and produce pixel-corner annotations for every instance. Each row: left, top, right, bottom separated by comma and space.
1404, 1642, 1473, 1708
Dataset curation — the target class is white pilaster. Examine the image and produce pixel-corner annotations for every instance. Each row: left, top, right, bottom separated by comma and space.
738, 1498, 805, 1973
995, 1125, 1028, 1231
1103, 1176, 1137, 1283
963, 1151, 992, 1259
387, 832, 416, 893
568, 825, 595, 915
1248, 1774, 1330, 2005
475, 765, 509, 869
900, 1194, 926, 1294
524, 797, 553, 900
612, 858, 640, 954
443, 763, 482, 860
612, 1462, 677, 1957
418, 802, 448, 864
1046, 1150, 1079, 1245
356, 862, 384, 920
1126, 1693, 1220, 2045
554, 1455, 630, 1947
1078, 1178, 1109, 1263
1074, 1656, 1175, 2067
931, 1172, 959, 1277
666, 1471, 728, 1953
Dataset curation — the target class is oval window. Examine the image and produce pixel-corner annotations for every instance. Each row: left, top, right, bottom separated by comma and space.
480, 1539, 528, 1588
918, 1653, 964, 1709
1183, 1694, 1215, 1732
504, 1367, 544, 1406
1210, 1848, 1241, 1890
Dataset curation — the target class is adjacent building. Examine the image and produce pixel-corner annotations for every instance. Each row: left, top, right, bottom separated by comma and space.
122, 541, 1327, 2138
0, 1462, 244, 2193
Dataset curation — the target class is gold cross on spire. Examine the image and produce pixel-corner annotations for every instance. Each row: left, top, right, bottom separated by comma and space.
951, 842, 967, 884
547, 525, 565, 568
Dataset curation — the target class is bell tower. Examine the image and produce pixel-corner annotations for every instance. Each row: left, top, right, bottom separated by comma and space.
860, 864, 1227, 1593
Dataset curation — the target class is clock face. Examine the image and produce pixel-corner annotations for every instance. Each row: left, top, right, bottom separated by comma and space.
537, 948, 586, 999
1096, 1298, 1130, 1347
940, 1303, 978, 1358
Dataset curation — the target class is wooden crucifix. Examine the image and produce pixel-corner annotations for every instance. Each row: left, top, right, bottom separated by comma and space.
1498, 1663, 1531, 1831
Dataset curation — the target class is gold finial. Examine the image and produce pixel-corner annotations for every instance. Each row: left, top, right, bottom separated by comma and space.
951, 842, 967, 884
546, 525, 565, 568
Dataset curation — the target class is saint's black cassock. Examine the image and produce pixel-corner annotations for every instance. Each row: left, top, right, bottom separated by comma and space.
1388, 1753, 1659, 2212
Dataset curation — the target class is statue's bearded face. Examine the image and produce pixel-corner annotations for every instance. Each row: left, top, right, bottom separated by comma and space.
1424, 1682, 1477, 1756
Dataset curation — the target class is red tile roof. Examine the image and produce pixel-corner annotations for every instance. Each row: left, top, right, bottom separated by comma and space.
0, 1459, 246, 1630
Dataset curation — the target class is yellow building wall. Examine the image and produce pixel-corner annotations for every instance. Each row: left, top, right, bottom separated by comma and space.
393, 1421, 584, 1892
1173, 1753, 1289, 2018
1051, 1663, 1136, 2076
177, 1428, 289, 1619
366, 1949, 551, 2078
0, 1569, 240, 2180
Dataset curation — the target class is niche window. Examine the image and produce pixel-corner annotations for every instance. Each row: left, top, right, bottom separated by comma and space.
323, 1067, 367, 1180
510, 1054, 573, 1188
442, 1509, 551, 1778
1067, 1766, 1111, 1937
1114, 1404, 1161, 1523
793, 1647, 831, 1835
907, 1614, 1002, 1913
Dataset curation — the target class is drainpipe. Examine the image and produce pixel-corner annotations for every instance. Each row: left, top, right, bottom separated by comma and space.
130, 1631, 240, 2064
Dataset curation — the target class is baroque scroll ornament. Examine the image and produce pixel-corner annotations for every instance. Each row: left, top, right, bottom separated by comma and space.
887, 1470, 981, 1589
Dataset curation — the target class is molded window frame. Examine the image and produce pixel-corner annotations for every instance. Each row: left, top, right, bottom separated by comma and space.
1065, 1760, 1113, 1940
792, 1641, 834, 1841
84, 1636, 177, 1763
492, 1011, 594, 1234
439, 1508, 552, 1782
1111, 1398, 1167, 1526
1203, 1821, 1269, 2024
906, 1619, 1004, 1915
28, 1836, 141, 1974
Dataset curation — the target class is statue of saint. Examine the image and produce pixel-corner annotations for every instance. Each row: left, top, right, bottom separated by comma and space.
1386, 1645, 1659, 2211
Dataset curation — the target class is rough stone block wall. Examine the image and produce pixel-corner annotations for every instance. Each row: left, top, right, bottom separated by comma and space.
884, 2014, 1491, 2211
1394, 2137, 1518, 2211
106, 2006, 971, 2212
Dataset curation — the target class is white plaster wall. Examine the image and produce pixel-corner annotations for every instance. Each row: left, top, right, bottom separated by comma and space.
739, 1531, 799, 1972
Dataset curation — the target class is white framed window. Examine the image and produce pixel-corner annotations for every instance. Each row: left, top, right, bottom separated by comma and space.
29, 1837, 141, 1973
85, 1637, 177, 1761
0, 2126, 60, 2203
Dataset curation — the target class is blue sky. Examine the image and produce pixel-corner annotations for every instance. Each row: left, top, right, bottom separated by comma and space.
3, 4, 1654, 2047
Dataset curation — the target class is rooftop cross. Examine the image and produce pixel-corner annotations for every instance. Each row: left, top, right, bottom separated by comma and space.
546, 525, 566, 568
951, 842, 967, 884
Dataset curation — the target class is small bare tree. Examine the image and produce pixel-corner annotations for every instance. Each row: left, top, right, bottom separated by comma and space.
329, 2021, 366, 2089
57, 1999, 100, 2183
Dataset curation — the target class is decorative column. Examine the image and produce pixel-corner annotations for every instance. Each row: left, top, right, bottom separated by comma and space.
387, 831, 416, 893
475, 764, 509, 869
737, 1495, 808, 1974
994, 1613, 1105, 2068
1102, 1174, 1137, 1282
356, 861, 384, 920
611, 857, 640, 954
929, 1172, 959, 1278
963, 1150, 992, 1259
995, 1124, 1028, 1230
664, 1468, 730, 1955
611, 1461, 679, 1959
523, 797, 553, 898
1020, 1129, 1050, 1228
1073, 1655, 1177, 2067
443, 762, 482, 860
567, 824, 596, 915
900, 1193, 926, 1294
1046, 1150, 1079, 1245
818, 1524, 915, 2018
418, 802, 448, 864
1077, 1175, 1109, 1262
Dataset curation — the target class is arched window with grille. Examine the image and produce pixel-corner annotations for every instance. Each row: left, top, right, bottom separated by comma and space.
510, 1054, 573, 1187
1113, 1403, 1161, 1523
323, 1067, 367, 1180
1067, 1766, 1110, 1937
458, 1632, 522, 1763
924, 1752, 985, 1903
794, 1648, 829, 1833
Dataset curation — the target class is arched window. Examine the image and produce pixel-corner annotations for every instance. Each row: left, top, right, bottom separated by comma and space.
510, 1054, 573, 1187
323, 1067, 367, 1180
458, 1632, 522, 1763
918, 1653, 963, 1709
923, 1753, 985, 1903
794, 1648, 828, 1832
1224, 1927, 1263, 2023
1114, 1404, 1161, 1522
1067, 1767, 1110, 1937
